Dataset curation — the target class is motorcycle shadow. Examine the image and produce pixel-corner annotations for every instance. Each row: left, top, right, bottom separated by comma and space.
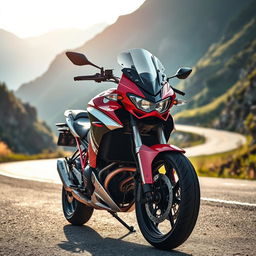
58, 224, 190, 256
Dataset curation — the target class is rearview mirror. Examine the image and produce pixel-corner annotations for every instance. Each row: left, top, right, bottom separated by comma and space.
66, 52, 90, 66
66, 52, 101, 69
175, 67, 192, 79
167, 67, 192, 81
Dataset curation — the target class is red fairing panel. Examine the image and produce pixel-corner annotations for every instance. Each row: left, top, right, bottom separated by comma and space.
87, 88, 123, 167
138, 144, 185, 184
117, 75, 176, 121
88, 88, 123, 126
88, 135, 97, 168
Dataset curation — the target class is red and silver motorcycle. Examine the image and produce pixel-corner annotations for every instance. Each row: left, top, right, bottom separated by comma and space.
56, 48, 200, 250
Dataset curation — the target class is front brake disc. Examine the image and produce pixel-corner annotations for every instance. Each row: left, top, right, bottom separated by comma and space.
145, 174, 173, 224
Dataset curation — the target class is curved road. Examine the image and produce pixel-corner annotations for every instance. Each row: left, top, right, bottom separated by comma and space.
0, 125, 247, 183
175, 124, 246, 157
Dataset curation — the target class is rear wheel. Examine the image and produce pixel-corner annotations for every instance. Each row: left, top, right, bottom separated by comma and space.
135, 152, 200, 250
62, 187, 94, 225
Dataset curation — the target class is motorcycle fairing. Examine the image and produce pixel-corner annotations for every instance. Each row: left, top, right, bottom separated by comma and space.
87, 90, 124, 167
117, 49, 166, 97
138, 144, 185, 184
117, 75, 175, 121
85, 49, 177, 169
88, 131, 98, 168
88, 88, 123, 126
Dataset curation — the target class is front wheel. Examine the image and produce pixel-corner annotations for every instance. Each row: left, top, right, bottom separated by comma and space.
135, 152, 200, 250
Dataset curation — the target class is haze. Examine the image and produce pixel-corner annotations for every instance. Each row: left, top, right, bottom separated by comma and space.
0, 0, 145, 38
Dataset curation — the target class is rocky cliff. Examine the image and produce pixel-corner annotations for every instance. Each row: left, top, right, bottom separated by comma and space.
0, 82, 56, 154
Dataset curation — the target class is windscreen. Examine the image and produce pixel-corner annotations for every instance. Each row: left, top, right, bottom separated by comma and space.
117, 49, 166, 96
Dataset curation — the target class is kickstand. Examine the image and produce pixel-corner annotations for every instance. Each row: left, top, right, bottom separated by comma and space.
108, 211, 136, 232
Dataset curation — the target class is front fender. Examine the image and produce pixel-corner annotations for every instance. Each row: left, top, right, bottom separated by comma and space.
138, 144, 185, 184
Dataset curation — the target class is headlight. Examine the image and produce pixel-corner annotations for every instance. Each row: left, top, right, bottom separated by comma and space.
129, 95, 171, 113
155, 98, 170, 113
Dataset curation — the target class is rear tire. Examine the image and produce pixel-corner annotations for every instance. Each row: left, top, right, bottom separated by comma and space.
135, 152, 200, 250
62, 186, 94, 226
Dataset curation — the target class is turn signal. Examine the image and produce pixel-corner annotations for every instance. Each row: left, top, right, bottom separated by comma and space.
173, 99, 187, 105
105, 94, 123, 101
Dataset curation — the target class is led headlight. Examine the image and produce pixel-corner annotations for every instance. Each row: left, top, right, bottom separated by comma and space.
129, 95, 171, 113
155, 98, 170, 113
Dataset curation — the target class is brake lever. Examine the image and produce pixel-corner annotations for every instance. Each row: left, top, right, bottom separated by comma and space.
171, 86, 185, 96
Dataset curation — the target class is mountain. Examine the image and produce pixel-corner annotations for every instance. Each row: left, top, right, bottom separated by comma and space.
175, 44, 256, 131
16, 0, 251, 130
174, 0, 256, 113
0, 23, 107, 89
0, 30, 35, 90
26, 24, 107, 52
175, 0, 256, 130
0, 82, 55, 154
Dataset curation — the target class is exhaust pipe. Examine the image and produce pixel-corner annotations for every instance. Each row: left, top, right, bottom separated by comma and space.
57, 158, 122, 212
57, 159, 93, 206
57, 159, 72, 192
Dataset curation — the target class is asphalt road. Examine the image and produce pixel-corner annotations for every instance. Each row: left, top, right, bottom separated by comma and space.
0, 126, 253, 255
0, 174, 255, 256
175, 125, 246, 157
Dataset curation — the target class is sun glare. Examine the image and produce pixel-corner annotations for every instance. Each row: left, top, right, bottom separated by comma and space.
0, 0, 145, 38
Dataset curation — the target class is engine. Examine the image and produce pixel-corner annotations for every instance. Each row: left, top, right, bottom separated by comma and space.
103, 167, 136, 211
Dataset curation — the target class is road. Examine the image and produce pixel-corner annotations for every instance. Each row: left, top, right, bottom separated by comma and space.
0, 126, 254, 255
175, 124, 246, 157
0, 174, 255, 256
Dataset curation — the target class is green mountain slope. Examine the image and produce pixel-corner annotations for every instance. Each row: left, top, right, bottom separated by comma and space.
0, 82, 56, 154
175, 48, 256, 130
175, 1, 256, 113
174, 1, 256, 179
16, 0, 250, 129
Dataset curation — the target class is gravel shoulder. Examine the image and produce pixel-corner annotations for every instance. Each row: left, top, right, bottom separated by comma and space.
0, 175, 255, 256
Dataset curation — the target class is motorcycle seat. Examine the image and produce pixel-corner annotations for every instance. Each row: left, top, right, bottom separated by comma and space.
64, 110, 88, 120
73, 118, 90, 139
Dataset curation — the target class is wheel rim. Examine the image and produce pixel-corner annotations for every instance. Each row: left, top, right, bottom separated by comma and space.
142, 163, 181, 237
63, 189, 77, 217
145, 174, 173, 223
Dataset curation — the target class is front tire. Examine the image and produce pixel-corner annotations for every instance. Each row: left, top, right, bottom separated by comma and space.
135, 152, 200, 250
62, 187, 94, 226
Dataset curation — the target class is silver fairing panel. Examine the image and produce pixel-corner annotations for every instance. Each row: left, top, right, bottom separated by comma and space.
87, 106, 123, 152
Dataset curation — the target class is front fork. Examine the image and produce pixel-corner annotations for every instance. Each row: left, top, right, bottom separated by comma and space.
130, 116, 167, 195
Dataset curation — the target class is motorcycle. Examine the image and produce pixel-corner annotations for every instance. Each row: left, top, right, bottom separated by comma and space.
56, 48, 200, 250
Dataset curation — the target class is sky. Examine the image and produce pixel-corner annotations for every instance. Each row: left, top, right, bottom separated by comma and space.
0, 0, 145, 38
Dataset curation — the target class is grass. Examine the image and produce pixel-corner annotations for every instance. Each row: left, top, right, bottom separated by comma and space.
169, 130, 206, 148
189, 136, 256, 180
0, 150, 66, 163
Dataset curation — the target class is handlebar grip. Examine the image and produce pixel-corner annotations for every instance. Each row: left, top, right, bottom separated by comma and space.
74, 75, 97, 81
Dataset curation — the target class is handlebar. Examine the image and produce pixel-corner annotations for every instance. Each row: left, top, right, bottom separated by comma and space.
74, 74, 184, 94
171, 86, 186, 96
74, 70, 119, 84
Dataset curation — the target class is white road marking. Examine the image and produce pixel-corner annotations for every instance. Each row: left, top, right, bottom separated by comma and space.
1, 169, 255, 208
201, 197, 256, 207
223, 182, 247, 187
0, 169, 60, 184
